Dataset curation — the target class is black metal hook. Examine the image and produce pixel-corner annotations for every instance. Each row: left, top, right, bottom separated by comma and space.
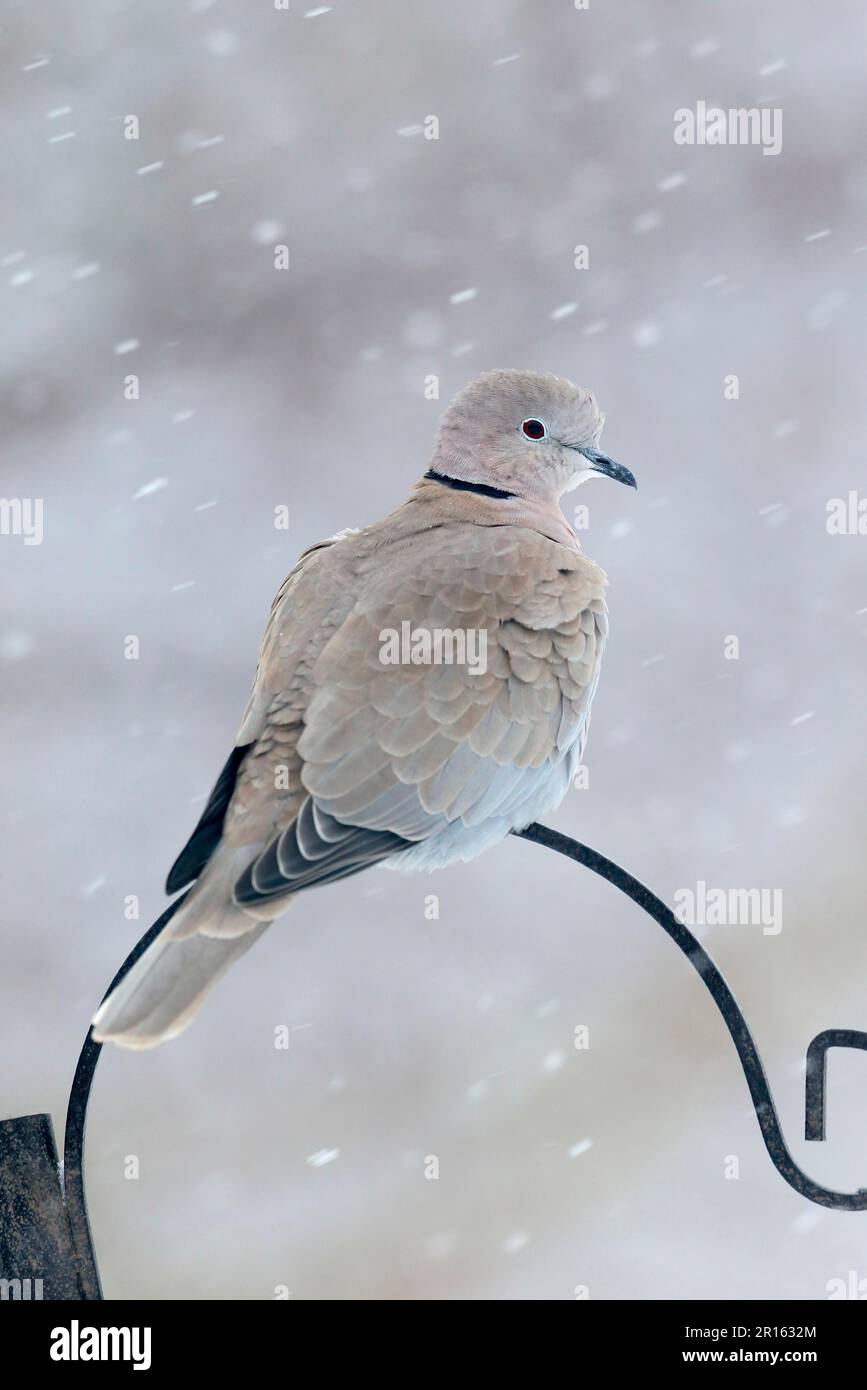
62, 894, 189, 1299
50, 825, 867, 1300
516, 823, 867, 1210
805, 1030, 867, 1143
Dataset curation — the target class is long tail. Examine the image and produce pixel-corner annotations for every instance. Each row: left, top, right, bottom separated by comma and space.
93, 838, 295, 1048
91, 919, 271, 1049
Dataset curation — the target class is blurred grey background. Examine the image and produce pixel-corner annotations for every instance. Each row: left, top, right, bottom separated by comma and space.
2, 0, 867, 1300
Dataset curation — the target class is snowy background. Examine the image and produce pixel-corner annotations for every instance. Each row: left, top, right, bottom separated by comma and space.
3, 0, 867, 1300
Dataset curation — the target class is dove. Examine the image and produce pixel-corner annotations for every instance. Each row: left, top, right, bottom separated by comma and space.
92, 369, 636, 1047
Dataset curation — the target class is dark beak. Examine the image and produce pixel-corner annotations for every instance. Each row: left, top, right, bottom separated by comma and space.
580, 447, 637, 490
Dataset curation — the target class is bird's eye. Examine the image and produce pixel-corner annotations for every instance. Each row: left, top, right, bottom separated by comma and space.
521, 418, 547, 440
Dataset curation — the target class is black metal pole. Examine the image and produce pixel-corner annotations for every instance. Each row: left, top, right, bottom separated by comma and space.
60, 894, 190, 1300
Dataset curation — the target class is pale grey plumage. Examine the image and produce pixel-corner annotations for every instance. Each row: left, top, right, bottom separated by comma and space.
93, 369, 635, 1047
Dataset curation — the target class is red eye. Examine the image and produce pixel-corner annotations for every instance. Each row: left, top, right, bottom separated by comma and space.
521, 418, 547, 440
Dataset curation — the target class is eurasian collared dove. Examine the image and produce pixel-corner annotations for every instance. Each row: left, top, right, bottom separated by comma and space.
93, 369, 636, 1047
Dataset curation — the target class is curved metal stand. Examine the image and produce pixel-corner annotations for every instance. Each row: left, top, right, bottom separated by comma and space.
62, 895, 188, 1299
516, 823, 867, 1210
805, 1030, 867, 1143
44, 826, 867, 1300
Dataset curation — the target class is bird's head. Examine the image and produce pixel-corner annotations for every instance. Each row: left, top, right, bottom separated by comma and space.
429, 369, 636, 502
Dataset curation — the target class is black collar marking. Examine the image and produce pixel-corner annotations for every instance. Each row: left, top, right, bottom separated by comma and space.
424, 468, 516, 501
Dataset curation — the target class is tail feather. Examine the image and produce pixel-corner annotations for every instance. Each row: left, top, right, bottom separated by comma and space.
94, 842, 295, 1048
92, 919, 270, 1049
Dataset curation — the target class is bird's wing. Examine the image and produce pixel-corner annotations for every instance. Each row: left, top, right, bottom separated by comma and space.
166, 529, 360, 893
234, 527, 362, 748
229, 523, 608, 909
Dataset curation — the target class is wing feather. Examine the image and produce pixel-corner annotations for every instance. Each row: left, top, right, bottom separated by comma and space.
227, 524, 608, 908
